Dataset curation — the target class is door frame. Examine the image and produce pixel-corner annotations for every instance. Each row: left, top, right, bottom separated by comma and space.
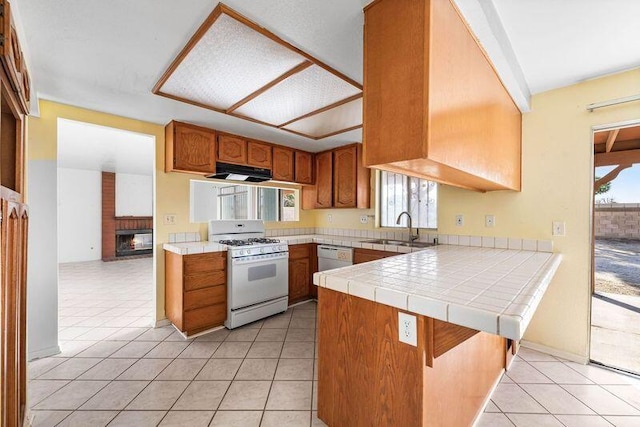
588, 118, 640, 365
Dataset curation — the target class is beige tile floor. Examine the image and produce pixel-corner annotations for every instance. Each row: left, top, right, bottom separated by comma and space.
28, 259, 640, 426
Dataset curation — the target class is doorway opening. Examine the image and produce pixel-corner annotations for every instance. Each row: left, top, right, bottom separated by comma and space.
590, 122, 640, 375
56, 119, 156, 346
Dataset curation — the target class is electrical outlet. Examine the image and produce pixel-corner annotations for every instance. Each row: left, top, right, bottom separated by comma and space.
360, 215, 369, 224
398, 312, 417, 346
485, 215, 495, 227
552, 221, 566, 236
163, 214, 176, 225
455, 214, 464, 227
327, 214, 333, 223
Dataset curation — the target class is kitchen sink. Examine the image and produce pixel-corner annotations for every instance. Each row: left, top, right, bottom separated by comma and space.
362, 239, 435, 248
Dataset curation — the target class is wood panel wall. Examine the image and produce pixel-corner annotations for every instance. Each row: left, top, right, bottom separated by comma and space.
101, 172, 116, 261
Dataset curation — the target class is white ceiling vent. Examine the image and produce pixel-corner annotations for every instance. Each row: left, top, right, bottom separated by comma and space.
154, 4, 362, 140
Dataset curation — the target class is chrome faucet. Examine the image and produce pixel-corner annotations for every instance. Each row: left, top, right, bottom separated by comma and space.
396, 211, 419, 242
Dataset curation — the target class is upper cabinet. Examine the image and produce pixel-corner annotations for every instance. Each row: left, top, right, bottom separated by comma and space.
165, 121, 216, 174
302, 144, 370, 210
272, 147, 294, 182
363, 0, 522, 192
163, 121, 315, 185
315, 151, 333, 209
0, 0, 30, 114
217, 134, 247, 165
294, 151, 314, 185
247, 141, 272, 169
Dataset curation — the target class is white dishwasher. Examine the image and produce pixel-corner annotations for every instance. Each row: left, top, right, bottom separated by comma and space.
317, 245, 354, 271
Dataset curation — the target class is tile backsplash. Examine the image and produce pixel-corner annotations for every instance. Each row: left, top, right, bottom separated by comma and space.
168, 227, 554, 253
168, 232, 201, 244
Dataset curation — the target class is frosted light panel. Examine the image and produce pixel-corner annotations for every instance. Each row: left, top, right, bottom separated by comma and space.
283, 97, 362, 138
160, 14, 306, 109
234, 65, 362, 126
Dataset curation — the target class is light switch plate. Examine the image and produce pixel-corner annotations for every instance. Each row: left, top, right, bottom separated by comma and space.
163, 214, 176, 225
485, 215, 495, 227
552, 221, 566, 236
398, 312, 417, 347
327, 214, 333, 223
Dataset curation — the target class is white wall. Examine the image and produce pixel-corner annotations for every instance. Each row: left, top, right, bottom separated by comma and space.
27, 160, 60, 360
116, 173, 152, 216
58, 168, 102, 263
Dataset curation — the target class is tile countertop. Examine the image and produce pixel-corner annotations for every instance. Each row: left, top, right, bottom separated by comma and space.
313, 245, 562, 341
162, 234, 427, 255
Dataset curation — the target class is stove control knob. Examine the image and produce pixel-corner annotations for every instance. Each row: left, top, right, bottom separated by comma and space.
260, 248, 265, 254
278, 245, 284, 251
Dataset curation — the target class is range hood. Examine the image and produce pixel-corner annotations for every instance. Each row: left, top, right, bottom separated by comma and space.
206, 162, 272, 183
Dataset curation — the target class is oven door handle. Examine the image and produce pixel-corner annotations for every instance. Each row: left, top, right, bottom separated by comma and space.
231, 252, 289, 265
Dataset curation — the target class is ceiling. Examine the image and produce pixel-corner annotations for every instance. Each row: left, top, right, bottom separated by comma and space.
58, 119, 155, 176
14, 0, 640, 152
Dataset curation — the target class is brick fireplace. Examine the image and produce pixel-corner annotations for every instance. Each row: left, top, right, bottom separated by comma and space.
102, 172, 153, 261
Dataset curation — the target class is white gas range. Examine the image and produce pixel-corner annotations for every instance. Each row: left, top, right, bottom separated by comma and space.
208, 220, 289, 329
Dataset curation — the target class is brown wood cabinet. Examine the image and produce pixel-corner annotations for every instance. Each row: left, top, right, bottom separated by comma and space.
217, 134, 248, 165
247, 141, 272, 168
165, 251, 227, 336
272, 146, 294, 181
295, 151, 314, 184
165, 121, 216, 174
0, 12, 29, 421
302, 144, 370, 210
314, 151, 333, 209
1, 195, 28, 427
288, 243, 316, 305
363, 0, 521, 192
0, 0, 29, 114
353, 247, 398, 264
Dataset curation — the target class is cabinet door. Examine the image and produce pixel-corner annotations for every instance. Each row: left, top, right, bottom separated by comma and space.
333, 145, 357, 208
247, 141, 272, 169
1, 199, 27, 426
171, 123, 216, 174
315, 151, 333, 208
218, 135, 248, 165
295, 151, 314, 184
353, 248, 397, 264
289, 257, 310, 304
272, 147, 294, 181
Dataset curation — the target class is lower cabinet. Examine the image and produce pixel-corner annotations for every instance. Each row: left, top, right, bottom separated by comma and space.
165, 251, 227, 336
1, 195, 28, 426
288, 243, 317, 305
353, 248, 398, 264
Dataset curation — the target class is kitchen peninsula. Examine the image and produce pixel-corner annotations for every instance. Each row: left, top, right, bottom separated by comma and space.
313, 245, 561, 426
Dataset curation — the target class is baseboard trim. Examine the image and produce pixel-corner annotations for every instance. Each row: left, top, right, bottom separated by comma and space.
520, 340, 588, 364
28, 345, 61, 362
154, 318, 171, 328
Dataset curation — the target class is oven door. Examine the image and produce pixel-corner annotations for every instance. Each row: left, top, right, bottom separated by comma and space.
229, 252, 289, 310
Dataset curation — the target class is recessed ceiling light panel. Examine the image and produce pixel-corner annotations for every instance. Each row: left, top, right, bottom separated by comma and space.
154, 4, 363, 140
159, 14, 306, 110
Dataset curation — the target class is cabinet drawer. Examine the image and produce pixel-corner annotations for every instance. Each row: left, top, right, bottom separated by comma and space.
184, 285, 226, 311
184, 271, 226, 291
184, 303, 226, 332
184, 252, 226, 274
289, 244, 310, 260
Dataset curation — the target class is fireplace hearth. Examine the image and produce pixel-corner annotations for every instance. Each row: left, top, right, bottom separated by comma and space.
116, 228, 153, 257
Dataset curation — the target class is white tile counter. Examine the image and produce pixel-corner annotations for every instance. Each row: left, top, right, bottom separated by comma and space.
313, 245, 562, 341
163, 234, 428, 255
